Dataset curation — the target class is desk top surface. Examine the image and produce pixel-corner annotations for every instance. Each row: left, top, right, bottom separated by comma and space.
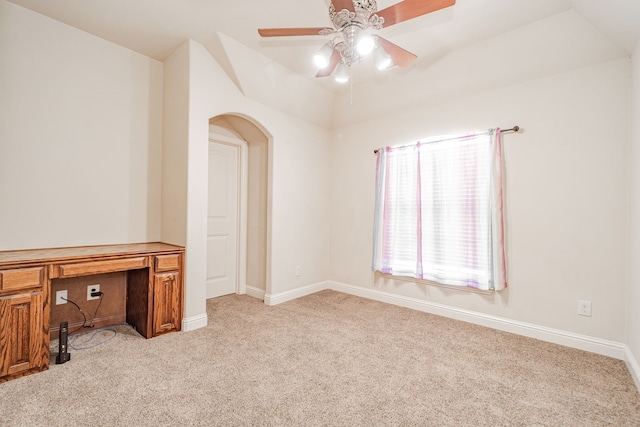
0, 242, 184, 267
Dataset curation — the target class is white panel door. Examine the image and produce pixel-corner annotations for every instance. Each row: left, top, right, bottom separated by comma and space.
207, 142, 239, 299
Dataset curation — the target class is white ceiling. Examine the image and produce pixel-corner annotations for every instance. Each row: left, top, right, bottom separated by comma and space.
6, 0, 640, 91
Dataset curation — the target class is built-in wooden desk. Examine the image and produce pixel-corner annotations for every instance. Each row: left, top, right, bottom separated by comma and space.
0, 242, 184, 383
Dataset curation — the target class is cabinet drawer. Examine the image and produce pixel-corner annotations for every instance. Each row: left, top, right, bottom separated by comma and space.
155, 254, 181, 272
56, 257, 148, 278
0, 267, 44, 291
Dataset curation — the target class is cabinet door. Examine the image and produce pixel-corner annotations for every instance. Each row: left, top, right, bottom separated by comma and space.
152, 272, 181, 336
0, 292, 43, 377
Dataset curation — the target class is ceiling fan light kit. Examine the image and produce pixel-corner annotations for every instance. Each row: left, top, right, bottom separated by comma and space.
334, 62, 351, 84
258, 0, 456, 83
356, 34, 375, 56
373, 45, 393, 71
313, 42, 335, 68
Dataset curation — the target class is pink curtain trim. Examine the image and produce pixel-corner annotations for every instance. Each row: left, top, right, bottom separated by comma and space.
495, 129, 508, 288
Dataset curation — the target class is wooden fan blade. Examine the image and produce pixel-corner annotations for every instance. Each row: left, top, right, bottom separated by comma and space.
377, 0, 455, 28
316, 49, 342, 78
258, 27, 328, 37
331, 0, 355, 12
375, 36, 417, 68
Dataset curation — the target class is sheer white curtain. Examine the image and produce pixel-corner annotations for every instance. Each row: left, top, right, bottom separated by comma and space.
372, 129, 507, 291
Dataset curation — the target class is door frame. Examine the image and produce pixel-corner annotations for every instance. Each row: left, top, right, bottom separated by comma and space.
208, 134, 248, 296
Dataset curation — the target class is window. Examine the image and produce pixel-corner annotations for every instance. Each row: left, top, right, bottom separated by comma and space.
372, 129, 507, 291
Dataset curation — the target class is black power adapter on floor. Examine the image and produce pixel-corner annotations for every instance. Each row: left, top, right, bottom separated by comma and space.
55, 321, 70, 364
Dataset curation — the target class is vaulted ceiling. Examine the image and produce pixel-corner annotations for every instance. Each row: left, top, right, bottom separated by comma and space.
7, 0, 640, 94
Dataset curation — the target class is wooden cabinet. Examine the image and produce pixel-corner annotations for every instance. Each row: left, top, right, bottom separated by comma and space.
0, 292, 46, 377
0, 242, 184, 383
153, 271, 181, 335
151, 253, 182, 336
0, 265, 48, 380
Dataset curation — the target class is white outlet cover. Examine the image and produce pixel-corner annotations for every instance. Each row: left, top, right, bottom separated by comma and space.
56, 290, 67, 305
578, 300, 592, 317
87, 284, 100, 300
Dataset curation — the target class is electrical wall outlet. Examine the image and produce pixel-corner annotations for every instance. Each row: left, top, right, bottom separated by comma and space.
295, 266, 301, 277
578, 300, 592, 317
56, 290, 67, 305
87, 284, 100, 301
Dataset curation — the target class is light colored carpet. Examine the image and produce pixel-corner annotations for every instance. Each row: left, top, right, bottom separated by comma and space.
1, 290, 639, 426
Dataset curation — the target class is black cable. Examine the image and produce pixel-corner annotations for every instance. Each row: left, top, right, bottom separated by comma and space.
61, 291, 117, 350
60, 296, 87, 334
86, 292, 104, 328
61, 291, 104, 334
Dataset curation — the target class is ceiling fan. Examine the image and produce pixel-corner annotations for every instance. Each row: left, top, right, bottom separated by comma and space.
258, 0, 456, 83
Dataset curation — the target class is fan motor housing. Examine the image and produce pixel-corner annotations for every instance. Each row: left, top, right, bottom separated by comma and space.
329, 0, 384, 31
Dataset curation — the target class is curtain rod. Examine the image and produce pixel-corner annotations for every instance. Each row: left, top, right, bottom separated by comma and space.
373, 126, 520, 154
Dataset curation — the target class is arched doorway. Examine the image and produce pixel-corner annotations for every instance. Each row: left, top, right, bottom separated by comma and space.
206, 114, 271, 301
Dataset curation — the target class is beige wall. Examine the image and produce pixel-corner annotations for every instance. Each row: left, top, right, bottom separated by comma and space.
160, 43, 190, 249
628, 44, 640, 379
329, 34, 630, 342
0, 1, 163, 250
246, 138, 268, 291
332, 11, 624, 129
4, 2, 639, 372
165, 40, 331, 323
0, 2, 333, 325
161, 42, 200, 318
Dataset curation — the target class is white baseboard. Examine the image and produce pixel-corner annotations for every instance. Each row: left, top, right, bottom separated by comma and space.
625, 345, 640, 391
261, 280, 633, 374
194, 279, 637, 389
323, 281, 627, 360
245, 285, 265, 300
182, 313, 208, 332
264, 281, 327, 306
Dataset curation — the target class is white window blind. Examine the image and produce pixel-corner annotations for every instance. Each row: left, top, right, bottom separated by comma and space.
372, 129, 507, 291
